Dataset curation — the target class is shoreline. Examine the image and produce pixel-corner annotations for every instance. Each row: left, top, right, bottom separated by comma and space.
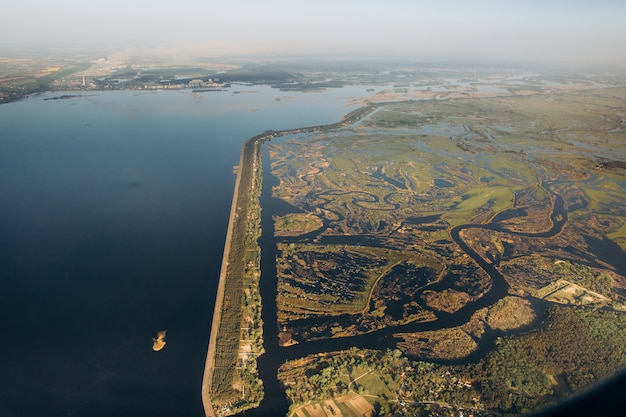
201, 134, 246, 417
201, 134, 266, 416
201, 101, 384, 417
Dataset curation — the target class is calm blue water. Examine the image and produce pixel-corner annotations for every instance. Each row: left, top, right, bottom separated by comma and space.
0, 86, 380, 417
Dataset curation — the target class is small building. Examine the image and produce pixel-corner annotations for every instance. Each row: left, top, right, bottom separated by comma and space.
188, 79, 204, 87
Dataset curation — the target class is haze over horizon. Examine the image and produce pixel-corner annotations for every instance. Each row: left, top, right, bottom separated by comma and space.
2, 0, 626, 66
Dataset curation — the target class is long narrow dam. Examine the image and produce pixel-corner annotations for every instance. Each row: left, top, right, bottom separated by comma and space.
201, 102, 384, 417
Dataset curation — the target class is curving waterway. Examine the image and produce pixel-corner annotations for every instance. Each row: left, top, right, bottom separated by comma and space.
246, 134, 573, 415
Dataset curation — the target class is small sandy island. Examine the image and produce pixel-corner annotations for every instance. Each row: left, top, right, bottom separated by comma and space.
152, 330, 167, 351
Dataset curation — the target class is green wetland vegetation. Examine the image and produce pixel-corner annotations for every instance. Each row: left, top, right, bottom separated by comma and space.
268, 85, 626, 416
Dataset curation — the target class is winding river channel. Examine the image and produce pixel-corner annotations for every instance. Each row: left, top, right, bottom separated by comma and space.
246, 131, 572, 416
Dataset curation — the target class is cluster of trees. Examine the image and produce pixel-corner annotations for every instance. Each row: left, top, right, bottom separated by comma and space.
553, 260, 614, 298
575, 307, 626, 353
279, 305, 626, 416
519, 307, 624, 391
476, 306, 626, 413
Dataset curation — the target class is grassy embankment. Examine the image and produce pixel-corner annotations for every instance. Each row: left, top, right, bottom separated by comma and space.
202, 137, 264, 416
201, 101, 386, 416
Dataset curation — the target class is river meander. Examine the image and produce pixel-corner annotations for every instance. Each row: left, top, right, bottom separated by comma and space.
249, 131, 576, 415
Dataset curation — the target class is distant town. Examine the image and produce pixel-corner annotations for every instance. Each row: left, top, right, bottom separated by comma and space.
0, 53, 238, 102
6, 51, 624, 105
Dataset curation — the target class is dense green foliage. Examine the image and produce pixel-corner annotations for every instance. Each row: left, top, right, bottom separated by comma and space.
554, 261, 614, 298
574, 307, 626, 360
477, 306, 626, 413
279, 306, 626, 416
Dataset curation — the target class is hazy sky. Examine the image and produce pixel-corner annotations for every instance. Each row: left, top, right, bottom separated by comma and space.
2, 0, 626, 65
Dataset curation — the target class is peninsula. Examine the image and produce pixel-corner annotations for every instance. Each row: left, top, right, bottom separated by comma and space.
201, 132, 265, 416
201, 103, 386, 416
